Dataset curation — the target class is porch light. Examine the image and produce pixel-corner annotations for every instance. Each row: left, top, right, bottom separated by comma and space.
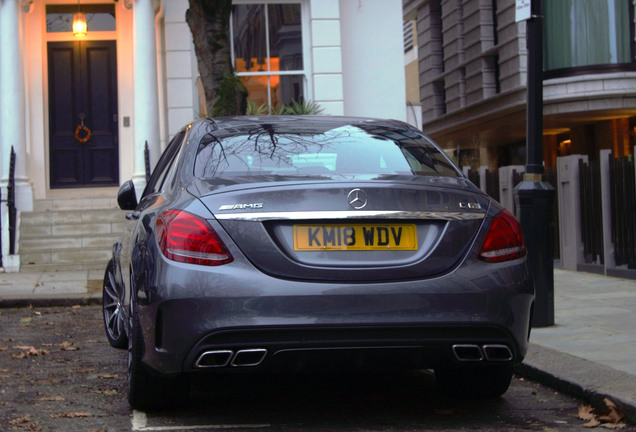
73, 1, 87, 38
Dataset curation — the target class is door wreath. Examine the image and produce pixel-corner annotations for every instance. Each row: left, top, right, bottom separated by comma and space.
74, 124, 92, 144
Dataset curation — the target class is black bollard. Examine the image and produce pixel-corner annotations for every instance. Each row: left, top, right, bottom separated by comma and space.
515, 180, 555, 327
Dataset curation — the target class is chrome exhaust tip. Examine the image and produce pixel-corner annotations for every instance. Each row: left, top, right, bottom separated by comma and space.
231, 349, 267, 367
482, 344, 513, 361
452, 344, 483, 361
195, 350, 233, 368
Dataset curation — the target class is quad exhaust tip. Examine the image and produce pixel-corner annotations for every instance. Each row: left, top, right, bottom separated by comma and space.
231, 349, 268, 367
452, 344, 513, 362
195, 349, 268, 369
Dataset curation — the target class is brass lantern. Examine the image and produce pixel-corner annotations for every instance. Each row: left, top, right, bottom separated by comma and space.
73, 2, 87, 37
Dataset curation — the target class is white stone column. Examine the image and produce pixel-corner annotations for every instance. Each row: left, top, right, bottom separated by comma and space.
0, 0, 33, 211
132, 0, 160, 198
0, 0, 33, 271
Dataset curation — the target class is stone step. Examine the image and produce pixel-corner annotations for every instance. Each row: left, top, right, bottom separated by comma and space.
18, 197, 127, 273
33, 195, 120, 211
20, 249, 112, 272
20, 210, 127, 240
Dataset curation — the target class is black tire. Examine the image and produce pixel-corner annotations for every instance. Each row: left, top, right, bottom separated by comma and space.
435, 365, 514, 398
102, 260, 128, 349
127, 304, 189, 410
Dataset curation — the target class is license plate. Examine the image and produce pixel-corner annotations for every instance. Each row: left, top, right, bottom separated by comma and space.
293, 224, 418, 251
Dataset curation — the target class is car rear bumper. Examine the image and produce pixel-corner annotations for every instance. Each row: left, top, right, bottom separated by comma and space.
134, 259, 534, 375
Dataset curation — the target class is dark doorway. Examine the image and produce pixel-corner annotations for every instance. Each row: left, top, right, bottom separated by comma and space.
48, 41, 119, 188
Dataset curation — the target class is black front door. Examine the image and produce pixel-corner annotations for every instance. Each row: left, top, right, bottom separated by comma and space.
48, 41, 119, 188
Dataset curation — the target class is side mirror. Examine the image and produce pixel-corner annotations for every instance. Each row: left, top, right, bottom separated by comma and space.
117, 180, 138, 210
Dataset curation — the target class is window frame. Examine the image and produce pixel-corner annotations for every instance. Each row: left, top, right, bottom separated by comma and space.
230, 0, 311, 111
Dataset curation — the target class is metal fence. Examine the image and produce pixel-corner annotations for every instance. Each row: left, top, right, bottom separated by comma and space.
485, 169, 500, 202
544, 166, 560, 260
144, 141, 151, 182
579, 158, 604, 265
0, 146, 17, 268
609, 154, 636, 268
467, 169, 479, 189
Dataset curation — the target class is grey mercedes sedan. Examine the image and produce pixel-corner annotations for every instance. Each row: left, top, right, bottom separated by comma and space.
102, 116, 533, 410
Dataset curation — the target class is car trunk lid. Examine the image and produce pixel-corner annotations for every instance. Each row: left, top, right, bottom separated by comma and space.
192, 178, 489, 282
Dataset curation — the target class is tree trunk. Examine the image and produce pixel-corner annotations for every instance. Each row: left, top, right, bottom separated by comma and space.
186, 0, 246, 117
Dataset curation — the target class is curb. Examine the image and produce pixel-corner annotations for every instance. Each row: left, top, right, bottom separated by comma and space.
515, 343, 636, 425
0, 295, 101, 309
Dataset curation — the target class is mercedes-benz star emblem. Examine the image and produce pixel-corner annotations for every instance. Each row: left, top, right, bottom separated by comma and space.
347, 188, 368, 209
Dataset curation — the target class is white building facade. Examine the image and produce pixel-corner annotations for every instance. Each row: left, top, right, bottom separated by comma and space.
0, 0, 407, 271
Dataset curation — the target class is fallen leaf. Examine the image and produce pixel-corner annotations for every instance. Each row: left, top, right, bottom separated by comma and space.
98, 374, 120, 379
38, 395, 65, 401
50, 412, 91, 418
12, 346, 49, 358
73, 367, 97, 373
91, 388, 118, 396
14, 345, 35, 350
579, 405, 596, 421
19, 317, 33, 324
59, 341, 79, 351
577, 398, 626, 429
9, 416, 31, 424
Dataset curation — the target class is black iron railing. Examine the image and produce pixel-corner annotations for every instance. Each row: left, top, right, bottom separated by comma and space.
544, 166, 560, 260
485, 169, 500, 202
144, 141, 151, 182
0, 146, 17, 268
467, 169, 479, 188
579, 159, 604, 265
609, 154, 636, 268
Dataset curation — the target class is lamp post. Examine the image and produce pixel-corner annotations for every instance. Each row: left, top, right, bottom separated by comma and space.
514, 0, 555, 328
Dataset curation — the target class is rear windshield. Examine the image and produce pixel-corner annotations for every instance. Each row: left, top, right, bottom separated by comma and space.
194, 124, 460, 179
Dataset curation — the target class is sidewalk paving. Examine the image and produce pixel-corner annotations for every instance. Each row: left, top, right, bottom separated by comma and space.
518, 269, 636, 424
1, 267, 635, 423
0, 269, 103, 306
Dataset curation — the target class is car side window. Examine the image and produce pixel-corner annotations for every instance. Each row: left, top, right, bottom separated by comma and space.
142, 131, 186, 198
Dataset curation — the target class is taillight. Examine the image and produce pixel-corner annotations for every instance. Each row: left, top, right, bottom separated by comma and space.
478, 209, 526, 263
156, 210, 233, 266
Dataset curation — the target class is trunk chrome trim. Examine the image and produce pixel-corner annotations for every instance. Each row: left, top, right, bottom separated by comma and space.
213, 210, 485, 221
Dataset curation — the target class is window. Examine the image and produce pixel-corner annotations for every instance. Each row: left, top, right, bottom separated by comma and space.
544, 0, 634, 73
231, 3, 304, 112
46, 4, 116, 33
194, 124, 461, 180
142, 131, 186, 198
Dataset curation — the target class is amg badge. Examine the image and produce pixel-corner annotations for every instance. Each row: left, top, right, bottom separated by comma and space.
219, 203, 263, 211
